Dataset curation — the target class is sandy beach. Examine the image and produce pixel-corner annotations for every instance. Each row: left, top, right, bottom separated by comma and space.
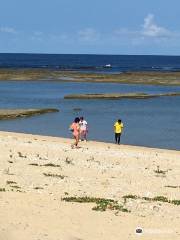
0, 131, 180, 240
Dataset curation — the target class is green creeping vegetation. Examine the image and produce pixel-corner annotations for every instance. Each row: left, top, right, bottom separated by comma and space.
0, 188, 6, 192
123, 194, 138, 200
43, 173, 66, 179
62, 196, 130, 212
171, 200, 180, 205
6, 181, 17, 185
123, 195, 180, 205
62, 196, 105, 203
152, 196, 168, 202
92, 200, 129, 212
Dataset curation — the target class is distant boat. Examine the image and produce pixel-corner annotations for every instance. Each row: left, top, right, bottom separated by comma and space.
104, 64, 112, 68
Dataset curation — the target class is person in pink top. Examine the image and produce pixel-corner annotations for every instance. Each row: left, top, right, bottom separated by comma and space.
70, 117, 80, 148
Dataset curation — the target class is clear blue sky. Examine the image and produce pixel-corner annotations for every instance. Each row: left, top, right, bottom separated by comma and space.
0, 0, 180, 55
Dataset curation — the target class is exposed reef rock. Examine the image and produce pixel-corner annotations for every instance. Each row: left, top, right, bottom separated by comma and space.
0, 108, 59, 120
1, 68, 180, 86
64, 92, 180, 100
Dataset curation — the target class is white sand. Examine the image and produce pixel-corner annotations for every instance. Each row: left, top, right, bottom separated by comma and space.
0, 131, 180, 240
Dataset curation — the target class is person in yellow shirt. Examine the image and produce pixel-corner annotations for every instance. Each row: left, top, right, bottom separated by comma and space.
114, 119, 124, 144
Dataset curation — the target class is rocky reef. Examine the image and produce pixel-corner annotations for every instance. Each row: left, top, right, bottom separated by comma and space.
64, 92, 180, 100
0, 108, 59, 120
1, 68, 180, 86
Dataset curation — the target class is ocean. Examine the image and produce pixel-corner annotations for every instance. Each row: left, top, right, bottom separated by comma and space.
0, 53, 180, 150
1, 53, 180, 73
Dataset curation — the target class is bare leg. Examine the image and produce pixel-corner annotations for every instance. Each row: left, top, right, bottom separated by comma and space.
75, 135, 79, 146
84, 131, 87, 141
80, 130, 83, 141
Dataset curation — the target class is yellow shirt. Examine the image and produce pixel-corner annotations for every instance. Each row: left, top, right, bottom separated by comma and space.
114, 122, 124, 133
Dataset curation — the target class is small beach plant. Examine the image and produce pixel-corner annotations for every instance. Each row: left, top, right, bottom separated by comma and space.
62, 196, 130, 213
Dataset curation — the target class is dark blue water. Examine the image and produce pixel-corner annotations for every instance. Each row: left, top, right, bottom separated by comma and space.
0, 53, 180, 73
0, 80, 180, 150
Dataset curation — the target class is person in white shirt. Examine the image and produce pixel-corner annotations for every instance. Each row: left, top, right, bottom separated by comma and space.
79, 116, 88, 141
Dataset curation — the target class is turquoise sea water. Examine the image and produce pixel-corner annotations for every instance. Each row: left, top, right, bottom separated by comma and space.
0, 80, 180, 150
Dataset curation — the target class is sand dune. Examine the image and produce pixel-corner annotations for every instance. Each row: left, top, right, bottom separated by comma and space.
0, 131, 180, 240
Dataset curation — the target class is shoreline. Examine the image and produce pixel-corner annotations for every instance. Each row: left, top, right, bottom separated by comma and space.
1, 130, 180, 239
0, 130, 179, 152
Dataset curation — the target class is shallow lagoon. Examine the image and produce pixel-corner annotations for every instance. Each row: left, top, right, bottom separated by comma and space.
0, 80, 180, 150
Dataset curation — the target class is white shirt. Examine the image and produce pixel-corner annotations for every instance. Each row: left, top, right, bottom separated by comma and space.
79, 120, 88, 131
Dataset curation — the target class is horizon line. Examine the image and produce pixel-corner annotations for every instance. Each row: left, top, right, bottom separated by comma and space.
0, 52, 180, 57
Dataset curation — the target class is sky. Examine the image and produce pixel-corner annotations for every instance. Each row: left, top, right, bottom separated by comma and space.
0, 0, 180, 55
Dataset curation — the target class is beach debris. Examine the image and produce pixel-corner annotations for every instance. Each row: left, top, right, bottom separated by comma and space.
104, 64, 112, 68
43, 173, 66, 179
38, 155, 48, 161
42, 163, 61, 168
8, 160, 13, 164
154, 165, 167, 177
135, 227, 143, 235
3, 168, 14, 175
29, 163, 61, 168
34, 187, 44, 190
87, 156, 95, 162
29, 163, 39, 166
165, 185, 180, 189
10, 185, 21, 189
18, 152, 27, 158
65, 157, 73, 165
